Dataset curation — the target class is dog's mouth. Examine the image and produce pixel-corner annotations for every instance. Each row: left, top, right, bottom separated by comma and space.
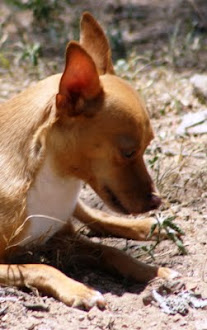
103, 186, 130, 215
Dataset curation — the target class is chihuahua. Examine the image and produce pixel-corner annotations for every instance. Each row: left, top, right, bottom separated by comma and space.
0, 13, 177, 309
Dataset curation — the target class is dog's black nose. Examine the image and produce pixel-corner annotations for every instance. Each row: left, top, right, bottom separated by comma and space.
148, 194, 162, 210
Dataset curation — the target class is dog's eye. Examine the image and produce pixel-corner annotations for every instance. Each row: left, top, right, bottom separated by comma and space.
122, 150, 136, 159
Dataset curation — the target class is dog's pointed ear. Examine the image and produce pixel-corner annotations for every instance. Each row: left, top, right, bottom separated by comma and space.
80, 12, 115, 75
56, 41, 103, 116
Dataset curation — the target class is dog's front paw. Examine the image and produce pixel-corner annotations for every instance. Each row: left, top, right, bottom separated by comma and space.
55, 280, 106, 310
128, 217, 166, 241
157, 267, 180, 280
71, 287, 106, 310
136, 217, 183, 241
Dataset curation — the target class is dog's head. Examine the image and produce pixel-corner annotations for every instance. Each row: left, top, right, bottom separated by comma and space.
54, 13, 161, 215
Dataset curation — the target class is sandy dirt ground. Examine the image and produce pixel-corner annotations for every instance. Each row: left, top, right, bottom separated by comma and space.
0, 0, 207, 329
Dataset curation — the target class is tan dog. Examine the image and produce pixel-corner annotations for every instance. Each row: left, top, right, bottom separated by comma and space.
0, 13, 177, 309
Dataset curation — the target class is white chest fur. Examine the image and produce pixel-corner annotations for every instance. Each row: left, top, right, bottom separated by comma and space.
22, 158, 81, 246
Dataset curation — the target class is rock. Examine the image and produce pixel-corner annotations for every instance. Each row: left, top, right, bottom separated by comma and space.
190, 74, 207, 101
176, 110, 207, 135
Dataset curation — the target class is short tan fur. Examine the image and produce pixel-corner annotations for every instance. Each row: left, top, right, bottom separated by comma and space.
0, 13, 177, 309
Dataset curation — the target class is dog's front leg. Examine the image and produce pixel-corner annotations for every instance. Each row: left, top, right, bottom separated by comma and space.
74, 200, 163, 241
0, 264, 105, 309
70, 235, 178, 282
